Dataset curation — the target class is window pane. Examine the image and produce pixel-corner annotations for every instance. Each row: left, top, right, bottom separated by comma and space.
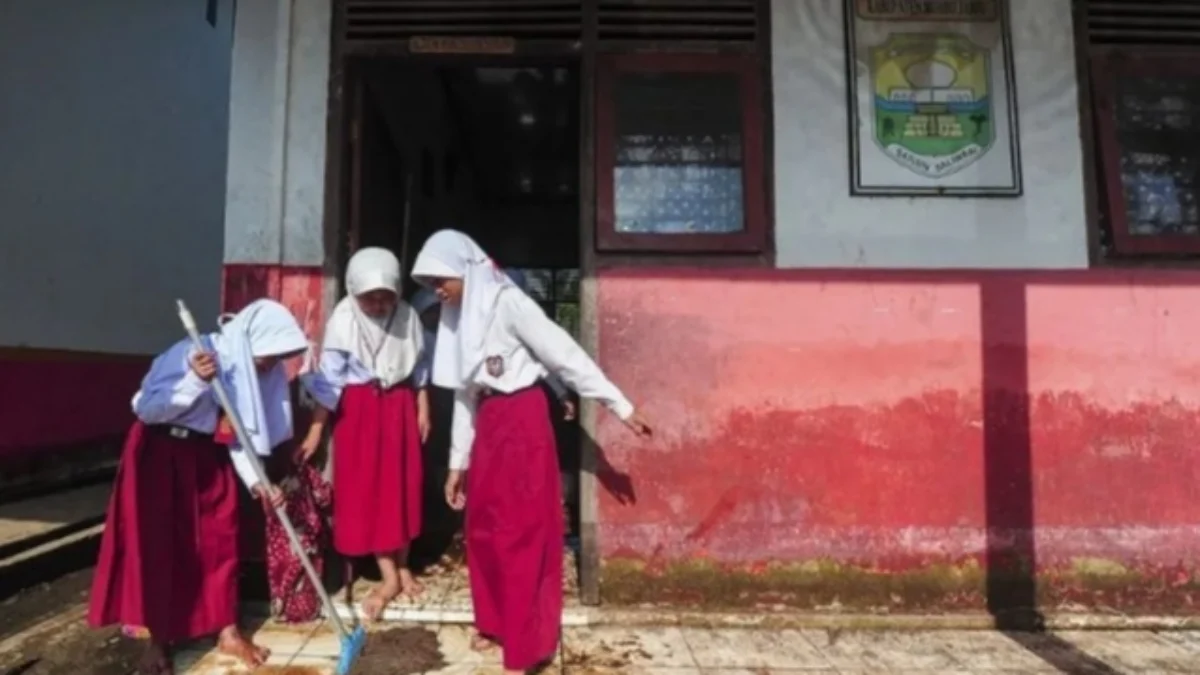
554, 268, 580, 302
1113, 76, 1200, 236
555, 302, 580, 339
611, 72, 744, 234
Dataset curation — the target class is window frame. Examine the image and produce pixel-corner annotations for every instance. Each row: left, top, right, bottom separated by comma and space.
595, 52, 769, 253
1091, 46, 1200, 256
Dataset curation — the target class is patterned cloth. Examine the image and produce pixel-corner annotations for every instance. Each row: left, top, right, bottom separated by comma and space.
266, 462, 332, 623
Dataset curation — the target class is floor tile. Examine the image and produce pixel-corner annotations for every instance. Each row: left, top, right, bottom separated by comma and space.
1055, 630, 1199, 672
682, 628, 833, 669
563, 627, 697, 669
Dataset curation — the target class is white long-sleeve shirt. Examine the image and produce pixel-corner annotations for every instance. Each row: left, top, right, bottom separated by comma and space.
449, 289, 634, 470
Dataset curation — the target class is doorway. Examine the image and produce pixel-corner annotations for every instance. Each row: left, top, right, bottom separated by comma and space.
339, 55, 585, 569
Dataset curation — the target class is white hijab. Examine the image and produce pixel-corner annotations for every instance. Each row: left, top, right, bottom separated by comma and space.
411, 230, 516, 390
324, 247, 422, 388
213, 299, 308, 456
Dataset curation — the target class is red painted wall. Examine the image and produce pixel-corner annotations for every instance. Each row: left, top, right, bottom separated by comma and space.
594, 267, 1200, 607
0, 349, 148, 486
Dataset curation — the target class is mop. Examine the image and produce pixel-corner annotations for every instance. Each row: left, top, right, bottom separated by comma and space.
176, 300, 368, 675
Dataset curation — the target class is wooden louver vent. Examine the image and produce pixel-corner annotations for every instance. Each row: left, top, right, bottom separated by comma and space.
597, 0, 758, 43
343, 0, 584, 42
1086, 0, 1200, 46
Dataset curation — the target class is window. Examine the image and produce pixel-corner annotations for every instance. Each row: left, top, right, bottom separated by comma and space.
595, 53, 768, 253
1092, 50, 1200, 256
512, 268, 580, 338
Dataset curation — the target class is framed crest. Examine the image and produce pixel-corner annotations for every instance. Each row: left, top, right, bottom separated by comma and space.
843, 0, 1022, 197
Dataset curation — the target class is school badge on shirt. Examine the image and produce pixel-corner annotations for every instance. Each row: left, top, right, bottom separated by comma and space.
485, 355, 505, 377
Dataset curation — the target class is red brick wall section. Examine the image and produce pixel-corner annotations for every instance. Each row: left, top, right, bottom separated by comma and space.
594, 267, 1200, 611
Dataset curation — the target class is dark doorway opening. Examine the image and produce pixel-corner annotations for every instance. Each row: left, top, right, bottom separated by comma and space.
341, 55, 584, 572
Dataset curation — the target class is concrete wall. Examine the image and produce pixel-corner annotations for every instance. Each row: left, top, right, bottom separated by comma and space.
0, 0, 234, 461
0, 0, 232, 353
221, 0, 330, 344
771, 0, 1089, 269
594, 268, 1200, 611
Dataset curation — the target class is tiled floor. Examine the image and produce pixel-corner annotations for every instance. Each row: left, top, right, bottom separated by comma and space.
329, 547, 584, 624
175, 622, 1200, 674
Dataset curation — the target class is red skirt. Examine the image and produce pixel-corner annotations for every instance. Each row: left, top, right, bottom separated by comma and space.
332, 383, 422, 556
88, 421, 240, 643
466, 386, 563, 671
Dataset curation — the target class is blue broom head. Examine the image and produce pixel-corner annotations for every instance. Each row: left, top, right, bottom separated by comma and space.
335, 626, 368, 675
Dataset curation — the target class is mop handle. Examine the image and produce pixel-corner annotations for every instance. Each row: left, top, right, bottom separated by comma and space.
175, 301, 352, 638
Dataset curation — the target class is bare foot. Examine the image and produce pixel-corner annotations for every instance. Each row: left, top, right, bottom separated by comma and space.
361, 580, 400, 622
470, 633, 499, 652
216, 628, 269, 669
137, 642, 172, 675
398, 568, 424, 598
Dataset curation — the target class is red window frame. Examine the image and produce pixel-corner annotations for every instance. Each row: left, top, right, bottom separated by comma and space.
1091, 47, 1200, 256
595, 52, 769, 253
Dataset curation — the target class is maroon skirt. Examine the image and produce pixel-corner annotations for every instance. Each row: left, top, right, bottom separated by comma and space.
88, 421, 240, 643
332, 383, 423, 556
466, 385, 563, 671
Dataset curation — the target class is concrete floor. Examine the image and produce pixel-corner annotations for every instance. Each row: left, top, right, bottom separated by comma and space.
175, 622, 1200, 674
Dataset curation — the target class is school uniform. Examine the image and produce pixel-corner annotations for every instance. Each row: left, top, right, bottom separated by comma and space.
414, 230, 634, 671
304, 248, 426, 557
88, 300, 307, 644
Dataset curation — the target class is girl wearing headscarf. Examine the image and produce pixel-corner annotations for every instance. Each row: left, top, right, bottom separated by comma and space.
412, 230, 652, 674
88, 299, 309, 675
297, 247, 428, 621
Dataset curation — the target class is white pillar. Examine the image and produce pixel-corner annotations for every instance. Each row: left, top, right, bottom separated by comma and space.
223, 0, 330, 267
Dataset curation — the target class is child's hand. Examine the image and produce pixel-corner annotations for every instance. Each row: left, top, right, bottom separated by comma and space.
294, 429, 321, 464
562, 400, 577, 421
623, 411, 652, 439
445, 470, 466, 511
189, 351, 218, 381
254, 483, 285, 510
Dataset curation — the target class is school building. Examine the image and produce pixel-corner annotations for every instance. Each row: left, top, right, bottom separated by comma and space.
4, 0, 1200, 613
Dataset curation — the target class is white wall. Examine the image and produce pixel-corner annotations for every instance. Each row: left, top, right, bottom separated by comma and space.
224, 0, 330, 267
771, 0, 1089, 269
0, 0, 233, 354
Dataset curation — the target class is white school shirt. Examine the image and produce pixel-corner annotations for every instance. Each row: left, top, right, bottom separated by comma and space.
448, 289, 634, 470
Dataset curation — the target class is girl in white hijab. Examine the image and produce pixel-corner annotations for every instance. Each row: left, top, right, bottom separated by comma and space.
299, 247, 428, 620
89, 299, 308, 674
412, 229, 651, 674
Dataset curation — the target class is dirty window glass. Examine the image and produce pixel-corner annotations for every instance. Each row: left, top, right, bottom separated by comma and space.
1114, 76, 1200, 236
611, 72, 744, 234
510, 268, 579, 338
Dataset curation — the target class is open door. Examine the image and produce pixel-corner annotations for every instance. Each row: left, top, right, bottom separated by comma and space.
345, 67, 409, 269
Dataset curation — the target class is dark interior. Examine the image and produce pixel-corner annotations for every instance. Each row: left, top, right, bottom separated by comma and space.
347, 58, 584, 559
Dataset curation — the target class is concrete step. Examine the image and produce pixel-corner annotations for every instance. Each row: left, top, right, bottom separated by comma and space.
0, 483, 110, 599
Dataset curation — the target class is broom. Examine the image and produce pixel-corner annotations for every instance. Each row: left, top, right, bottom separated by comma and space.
175, 300, 368, 675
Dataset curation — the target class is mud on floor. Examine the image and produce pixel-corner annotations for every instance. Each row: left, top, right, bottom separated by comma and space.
351, 626, 444, 675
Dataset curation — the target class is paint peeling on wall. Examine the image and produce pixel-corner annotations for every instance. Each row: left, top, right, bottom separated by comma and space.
592, 268, 1200, 608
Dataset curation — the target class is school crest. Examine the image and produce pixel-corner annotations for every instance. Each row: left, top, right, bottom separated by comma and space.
869, 33, 994, 178
485, 355, 505, 377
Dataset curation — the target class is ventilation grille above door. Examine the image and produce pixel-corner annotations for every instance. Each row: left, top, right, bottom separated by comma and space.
596, 0, 758, 43
1085, 0, 1200, 46
344, 0, 584, 42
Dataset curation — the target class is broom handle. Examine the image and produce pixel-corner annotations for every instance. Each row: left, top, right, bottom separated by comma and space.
176, 301, 352, 638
